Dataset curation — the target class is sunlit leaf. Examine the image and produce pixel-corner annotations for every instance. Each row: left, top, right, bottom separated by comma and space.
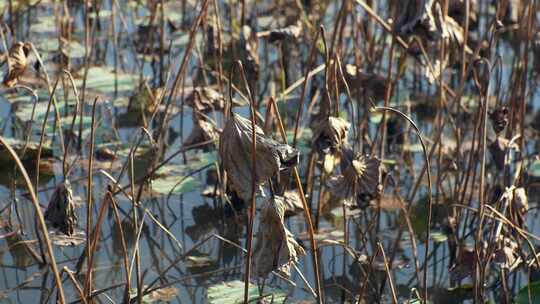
207, 280, 287, 304
151, 176, 199, 195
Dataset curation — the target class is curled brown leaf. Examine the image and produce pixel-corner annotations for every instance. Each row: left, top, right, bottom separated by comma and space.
328, 154, 381, 207
219, 113, 298, 201
252, 196, 305, 278
44, 180, 77, 236
312, 116, 350, 155
3, 42, 30, 87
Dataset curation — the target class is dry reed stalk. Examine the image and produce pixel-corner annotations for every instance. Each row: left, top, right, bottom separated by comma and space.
83, 97, 99, 299
269, 96, 323, 302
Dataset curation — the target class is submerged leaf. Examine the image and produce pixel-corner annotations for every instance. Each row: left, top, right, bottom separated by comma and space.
252, 196, 305, 278
207, 280, 286, 304
44, 180, 77, 236
131, 285, 178, 303
3, 42, 31, 87
515, 281, 540, 304
219, 113, 299, 201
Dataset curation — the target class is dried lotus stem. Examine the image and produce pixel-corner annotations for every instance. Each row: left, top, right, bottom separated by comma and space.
269, 96, 323, 302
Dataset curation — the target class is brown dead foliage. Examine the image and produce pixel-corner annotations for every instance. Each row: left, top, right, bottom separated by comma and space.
183, 114, 220, 151
44, 180, 77, 236
252, 196, 305, 278
328, 154, 381, 207
185, 87, 244, 113
3, 42, 31, 87
219, 113, 298, 201
312, 116, 350, 155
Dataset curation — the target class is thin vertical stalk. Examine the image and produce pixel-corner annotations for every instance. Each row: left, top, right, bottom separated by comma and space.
270, 97, 323, 303
232, 60, 258, 304
83, 97, 99, 299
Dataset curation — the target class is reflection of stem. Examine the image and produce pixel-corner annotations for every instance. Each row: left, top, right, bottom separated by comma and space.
108, 193, 131, 303
29, 43, 65, 157
8, 85, 38, 161
0, 136, 66, 303
35, 78, 60, 190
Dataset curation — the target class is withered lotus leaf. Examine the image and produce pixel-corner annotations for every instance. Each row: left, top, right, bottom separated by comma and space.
219, 113, 299, 201
312, 116, 350, 155
282, 189, 304, 216
44, 180, 77, 236
185, 87, 244, 113
252, 196, 305, 278
3, 42, 30, 87
513, 187, 528, 218
489, 107, 509, 134
344, 65, 388, 101
268, 20, 303, 43
183, 116, 220, 151
395, 0, 440, 40
328, 155, 381, 206
488, 136, 518, 171
494, 237, 520, 271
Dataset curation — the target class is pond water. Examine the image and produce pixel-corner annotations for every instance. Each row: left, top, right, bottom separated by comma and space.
0, 0, 539, 303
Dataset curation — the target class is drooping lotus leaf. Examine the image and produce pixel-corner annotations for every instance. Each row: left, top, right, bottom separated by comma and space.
344, 64, 388, 101
219, 113, 298, 201
395, 0, 469, 84
394, 0, 440, 40
328, 154, 381, 207
3, 42, 30, 87
448, 0, 478, 25
494, 237, 520, 271
395, 0, 466, 44
268, 20, 303, 43
282, 189, 304, 216
185, 87, 244, 113
489, 106, 509, 134
44, 180, 77, 236
183, 115, 220, 151
252, 196, 305, 278
312, 116, 350, 155
488, 136, 518, 171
